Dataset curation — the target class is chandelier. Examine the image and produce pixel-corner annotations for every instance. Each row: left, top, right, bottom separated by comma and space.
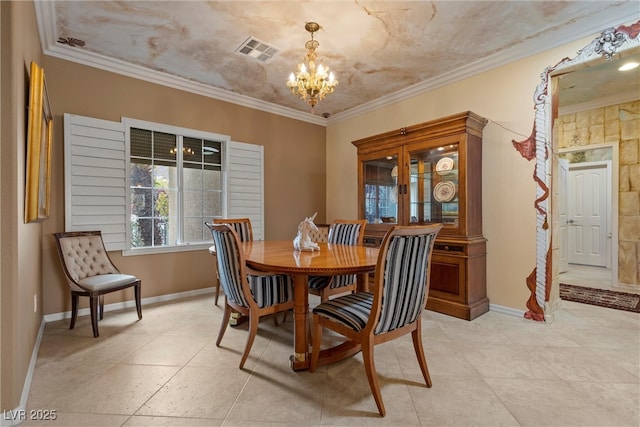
286, 22, 338, 112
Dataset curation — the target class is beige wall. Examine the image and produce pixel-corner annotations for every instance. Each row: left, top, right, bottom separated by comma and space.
1, 0, 45, 411
325, 37, 595, 311
556, 100, 640, 285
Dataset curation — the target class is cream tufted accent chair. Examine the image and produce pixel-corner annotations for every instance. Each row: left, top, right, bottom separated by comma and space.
307, 223, 330, 244
53, 230, 142, 337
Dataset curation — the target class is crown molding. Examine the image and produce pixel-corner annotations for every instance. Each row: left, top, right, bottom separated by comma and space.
44, 43, 327, 126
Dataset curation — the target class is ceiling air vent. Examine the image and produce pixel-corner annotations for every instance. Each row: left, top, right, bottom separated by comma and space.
235, 37, 279, 63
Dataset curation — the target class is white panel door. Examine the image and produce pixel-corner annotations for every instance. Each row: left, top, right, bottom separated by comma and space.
568, 162, 608, 267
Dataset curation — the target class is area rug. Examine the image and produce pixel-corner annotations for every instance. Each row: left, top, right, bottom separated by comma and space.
559, 283, 640, 313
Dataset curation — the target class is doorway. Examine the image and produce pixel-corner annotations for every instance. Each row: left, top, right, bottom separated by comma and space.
558, 145, 618, 290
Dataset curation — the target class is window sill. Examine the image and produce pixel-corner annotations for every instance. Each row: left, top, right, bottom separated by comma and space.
122, 242, 212, 256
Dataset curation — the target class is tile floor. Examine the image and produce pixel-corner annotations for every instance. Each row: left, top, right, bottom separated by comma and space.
22, 292, 639, 426
560, 264, 640, 294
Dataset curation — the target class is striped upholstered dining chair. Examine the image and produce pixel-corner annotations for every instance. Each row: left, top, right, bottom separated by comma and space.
210, 218, 253, 305
213, 217, 253, 241
309, 223, 442, 417
308, 219, 366, 302
205, 223, 294, 369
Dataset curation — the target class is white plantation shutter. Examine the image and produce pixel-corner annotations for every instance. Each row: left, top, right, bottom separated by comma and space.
227, 141, 264, 240
63, 114, 264, 251
64, 113, 127, 251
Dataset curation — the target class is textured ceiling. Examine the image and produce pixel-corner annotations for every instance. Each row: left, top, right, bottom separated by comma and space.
36, 1, 640, 122
557, 50, 640, 110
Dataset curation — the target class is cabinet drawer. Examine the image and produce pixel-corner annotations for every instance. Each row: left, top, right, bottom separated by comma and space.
434, 243, 466, 254
363, 237, 382, 247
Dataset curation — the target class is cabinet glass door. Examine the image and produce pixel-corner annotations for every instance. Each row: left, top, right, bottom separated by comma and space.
362, 155, 399, 224
409, 143, 459, 227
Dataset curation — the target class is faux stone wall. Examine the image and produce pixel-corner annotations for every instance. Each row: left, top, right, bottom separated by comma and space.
556, 100, 640, 286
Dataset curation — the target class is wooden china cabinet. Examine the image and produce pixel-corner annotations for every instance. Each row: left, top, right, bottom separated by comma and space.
352, 111, 488, 320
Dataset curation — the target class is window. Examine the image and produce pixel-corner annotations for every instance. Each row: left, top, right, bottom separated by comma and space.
64, 113, 264, 253
129, 127, 223, 249
126, 120, 227, 253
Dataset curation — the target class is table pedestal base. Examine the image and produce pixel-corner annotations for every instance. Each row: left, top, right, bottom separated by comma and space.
289, 340, 362, 371
229, 312, 248, 326
240, 240, 378, 371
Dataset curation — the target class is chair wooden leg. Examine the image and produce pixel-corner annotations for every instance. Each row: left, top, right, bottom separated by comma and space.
135, 283, 143, 320
239, 313, 259, 369
70, 294, 79, 330
214, 273, 220, 306
216, 304, 232, 346
99, 295, 105, 320
320, 286, 332, 303
309, 314, 323, 372
412, 323, 432, 387
362, 340, 385, 417
89, 295, 100, 338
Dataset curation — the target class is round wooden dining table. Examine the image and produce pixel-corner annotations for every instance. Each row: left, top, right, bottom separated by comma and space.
241, 240, 379, 371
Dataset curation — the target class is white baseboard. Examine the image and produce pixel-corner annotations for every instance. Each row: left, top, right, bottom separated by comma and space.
616, 283, 640, 293
43, 286, 215, 323
489, 303, 526, 318
1, 319, 46, 427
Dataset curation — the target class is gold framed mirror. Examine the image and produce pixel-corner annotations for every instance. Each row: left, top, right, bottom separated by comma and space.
25, 61, 53, 223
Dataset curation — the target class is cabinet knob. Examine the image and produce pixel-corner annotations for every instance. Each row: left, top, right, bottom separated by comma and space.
444, 245, 450, 251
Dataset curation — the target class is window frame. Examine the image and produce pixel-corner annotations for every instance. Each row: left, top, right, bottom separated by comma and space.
123, 118, 230, 256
